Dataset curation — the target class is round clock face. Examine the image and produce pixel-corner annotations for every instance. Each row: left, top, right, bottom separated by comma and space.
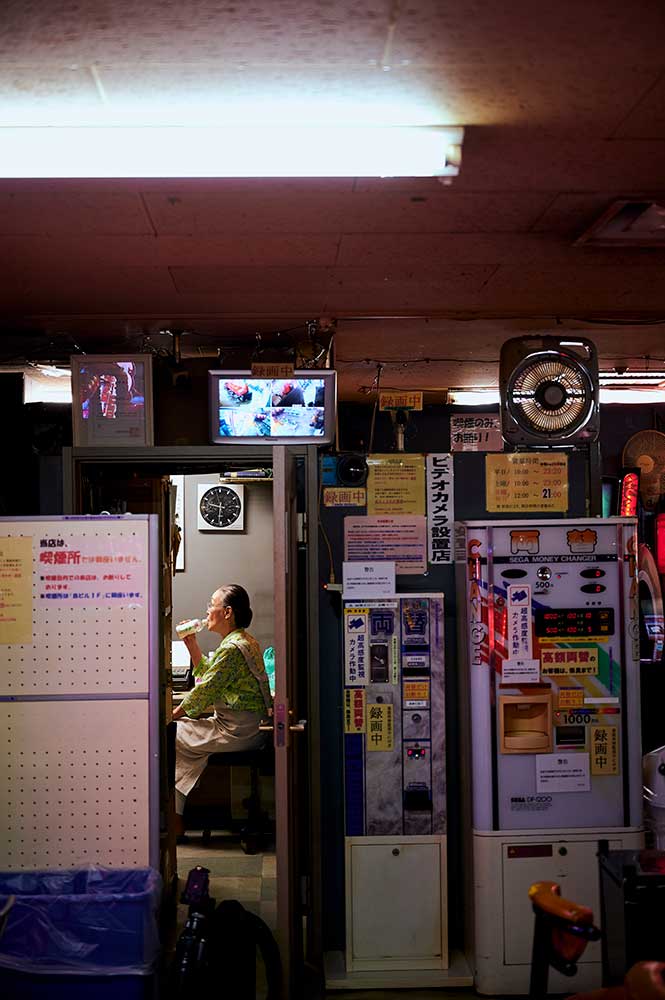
199, 485, 242, 528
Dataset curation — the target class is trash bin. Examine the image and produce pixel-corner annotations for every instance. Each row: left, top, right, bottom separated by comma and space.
0, 866, 161, 999
598, 848, 665, 986
643, 746, 665, 849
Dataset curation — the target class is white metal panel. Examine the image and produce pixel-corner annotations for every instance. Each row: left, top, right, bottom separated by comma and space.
0, 519, 150, 695
346, 835, 447, 971
0, 699, 151, 869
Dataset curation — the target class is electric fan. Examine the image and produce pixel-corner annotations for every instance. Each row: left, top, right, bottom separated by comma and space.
499, 336, 600, 446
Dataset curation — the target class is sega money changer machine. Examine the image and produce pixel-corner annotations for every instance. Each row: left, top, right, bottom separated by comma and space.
457, 518, 643, 995
342, 594, 448, 980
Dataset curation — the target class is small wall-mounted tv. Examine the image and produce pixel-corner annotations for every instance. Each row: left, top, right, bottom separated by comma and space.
208, 370, 337, 445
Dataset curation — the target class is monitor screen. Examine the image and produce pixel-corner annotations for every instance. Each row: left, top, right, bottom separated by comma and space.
71, 353, 153, 447
208, 370, 336, 445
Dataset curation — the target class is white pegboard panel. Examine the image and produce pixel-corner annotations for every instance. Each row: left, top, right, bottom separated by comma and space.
0, 518, 150, 695
0, 699, 151, 869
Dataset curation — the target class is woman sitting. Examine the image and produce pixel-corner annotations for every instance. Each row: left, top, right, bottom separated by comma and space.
172, 584, 272, 838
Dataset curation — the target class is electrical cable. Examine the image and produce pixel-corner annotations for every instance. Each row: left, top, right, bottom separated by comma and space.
317, 475, 336, 585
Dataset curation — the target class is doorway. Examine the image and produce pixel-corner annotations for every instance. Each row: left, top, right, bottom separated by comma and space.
172, 470, 277, 936
66, 444, 322, 997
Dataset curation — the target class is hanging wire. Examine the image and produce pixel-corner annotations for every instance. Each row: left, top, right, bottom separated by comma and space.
367, 363, 384, 454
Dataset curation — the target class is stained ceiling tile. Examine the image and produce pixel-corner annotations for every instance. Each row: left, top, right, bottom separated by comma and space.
0, 189, 153, 234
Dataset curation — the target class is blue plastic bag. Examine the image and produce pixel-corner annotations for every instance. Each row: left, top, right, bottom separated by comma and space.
0, 866, 161, 975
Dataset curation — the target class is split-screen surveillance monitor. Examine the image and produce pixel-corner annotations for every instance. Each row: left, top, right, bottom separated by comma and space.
208, 370, 337, 445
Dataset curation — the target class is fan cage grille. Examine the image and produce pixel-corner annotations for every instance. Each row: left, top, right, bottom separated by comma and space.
507, 353, 594, 436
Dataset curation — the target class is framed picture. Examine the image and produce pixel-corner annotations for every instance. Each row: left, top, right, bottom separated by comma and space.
71, 354, 154, 447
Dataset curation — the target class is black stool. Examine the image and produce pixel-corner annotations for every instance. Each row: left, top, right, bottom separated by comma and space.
199, 745, 274, 855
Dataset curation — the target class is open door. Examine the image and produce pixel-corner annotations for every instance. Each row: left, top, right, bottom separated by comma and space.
273, 445, 308, 995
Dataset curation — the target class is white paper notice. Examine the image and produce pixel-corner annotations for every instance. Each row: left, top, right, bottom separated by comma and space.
536, 753, 591, 793
344, 515, 427, 575
502, 658, 540, 684
342, 561, 396, 599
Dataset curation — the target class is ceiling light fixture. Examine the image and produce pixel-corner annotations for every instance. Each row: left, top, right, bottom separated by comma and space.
0, 124, 464, 178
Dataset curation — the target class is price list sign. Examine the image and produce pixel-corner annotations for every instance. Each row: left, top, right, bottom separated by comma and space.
486, 453, 568, 513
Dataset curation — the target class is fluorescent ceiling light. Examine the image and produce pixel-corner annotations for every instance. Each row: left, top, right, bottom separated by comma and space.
0, 125, 464, 178
1, 367, 73, 403
449, 389, 500, 406
451, 386, 665, 406
599, 388, 665, 404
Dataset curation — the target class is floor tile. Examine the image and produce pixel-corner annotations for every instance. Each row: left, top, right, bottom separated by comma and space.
208, 874, 262, 902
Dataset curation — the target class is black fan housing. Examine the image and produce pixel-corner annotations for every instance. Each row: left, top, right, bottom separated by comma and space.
500, 336, 600, 446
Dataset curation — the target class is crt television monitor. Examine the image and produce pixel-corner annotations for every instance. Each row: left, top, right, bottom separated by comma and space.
208, 370, 337, 445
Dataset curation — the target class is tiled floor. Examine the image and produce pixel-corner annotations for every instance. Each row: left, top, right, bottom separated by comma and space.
172, 839, 513, 999
176, 833, 277, 932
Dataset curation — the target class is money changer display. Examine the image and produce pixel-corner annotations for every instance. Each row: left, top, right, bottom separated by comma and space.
457, 518, 643, 995
342, 594, 448, 976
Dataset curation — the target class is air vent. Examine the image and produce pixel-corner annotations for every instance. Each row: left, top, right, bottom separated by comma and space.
575, 200, 665, 247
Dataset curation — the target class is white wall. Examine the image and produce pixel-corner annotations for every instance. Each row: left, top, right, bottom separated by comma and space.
171, 474, 274, 655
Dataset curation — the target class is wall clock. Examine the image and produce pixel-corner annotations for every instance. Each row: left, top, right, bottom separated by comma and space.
196, 483, 244, 531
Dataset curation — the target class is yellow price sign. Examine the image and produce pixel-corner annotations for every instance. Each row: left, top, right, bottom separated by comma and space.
486, 453, 568, 513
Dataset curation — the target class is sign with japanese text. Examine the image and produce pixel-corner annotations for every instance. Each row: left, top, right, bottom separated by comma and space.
342, 561, 395, 599
591, 725, 619, 775
344, 688, 366, 733
507, 584, 533, 659
558, 688, 586, 709
0, 536, 33, 644
344, 607, 369, 686
379, 391, 423, 411
251, 362, 294, 379
426, 453, 454, 564
366, 454, 425, 515
365, 702, 394, 751
541, 648, 599, 676
344, 515, 427, 575
502, 658, 540, 684
486, 453, 569, 512
37, 533, 146, 606
450, 413, 503, 452
536, 752, 591, 793
323, 487, 366, 507
403, 680, 430, 708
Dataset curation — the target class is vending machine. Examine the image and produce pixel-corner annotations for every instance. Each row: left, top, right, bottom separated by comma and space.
456, 518, 643, 995
342, 593, 448, 979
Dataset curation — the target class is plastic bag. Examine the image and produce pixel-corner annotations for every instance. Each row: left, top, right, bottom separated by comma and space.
0, 866, 161, 975
263, 646, 276, 698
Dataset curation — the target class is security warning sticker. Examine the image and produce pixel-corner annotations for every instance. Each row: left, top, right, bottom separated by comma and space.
345, 608, 369, 686
391, 636, 399, 684
558, 688, 585, 709
541, 648, 598, 676
344, 688, 366, 733
591, 725, 619, 776
404, 680, 430, 708
507, 584, 533, 659
502, 658, 540, 684
536, 752, 591, 793
366, 703, 394, 751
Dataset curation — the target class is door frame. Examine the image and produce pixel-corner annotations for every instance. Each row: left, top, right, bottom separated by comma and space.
63, 443, 323, 985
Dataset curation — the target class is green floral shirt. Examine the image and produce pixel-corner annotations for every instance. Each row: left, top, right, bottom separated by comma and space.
181, 629, 266, 718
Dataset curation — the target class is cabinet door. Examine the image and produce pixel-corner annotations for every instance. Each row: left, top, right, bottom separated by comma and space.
503, 838, 622, 965
350, 841, 442, 962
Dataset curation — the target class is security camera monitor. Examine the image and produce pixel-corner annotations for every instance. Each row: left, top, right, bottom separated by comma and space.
208, 370, 337, 445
